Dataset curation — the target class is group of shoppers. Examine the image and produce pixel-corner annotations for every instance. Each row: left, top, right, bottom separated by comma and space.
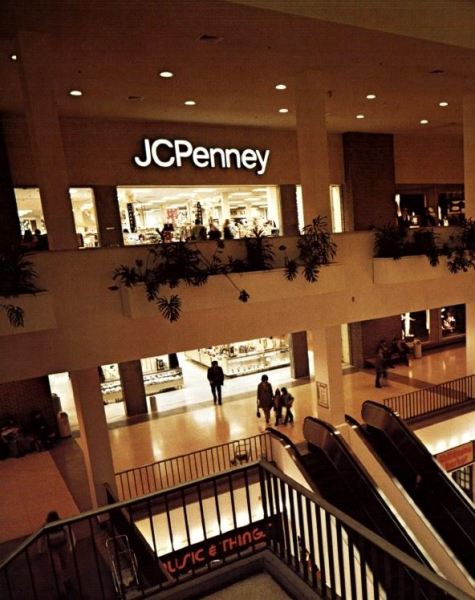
190, 219, 235, 241
207, 363, 295, 426
257, 374, 294, 426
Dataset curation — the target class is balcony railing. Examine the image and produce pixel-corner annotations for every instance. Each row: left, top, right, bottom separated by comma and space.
383, 374, 475, 422
1, 460, 471, 600
115, 432, 272, 500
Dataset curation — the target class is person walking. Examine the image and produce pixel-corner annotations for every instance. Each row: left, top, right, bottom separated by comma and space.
207, 360, 224, 405
257, 374, 273, 425
374, 353, 387, 388
273, 388, 283, 426
281, 387, 294, 424
42, 511, 76, 597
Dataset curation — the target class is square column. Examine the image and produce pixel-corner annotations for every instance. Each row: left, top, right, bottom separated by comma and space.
17, 31, 77, 250
290, 331, 310, 379
295, 71, 332, 226
463, 94, 475, 219
70, 368, 117, 507
311, 326, 345, 426
119, 360, 148, 417
279, 185, 300, 235
466, 302, 475, 375
93, 186, 124, 247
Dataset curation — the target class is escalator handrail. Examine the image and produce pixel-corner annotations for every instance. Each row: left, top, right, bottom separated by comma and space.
362, 400, 475, 515
266, 427, 320, 494
303, 416, 430, 565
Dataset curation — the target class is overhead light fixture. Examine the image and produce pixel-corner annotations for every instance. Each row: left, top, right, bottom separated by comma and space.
10, 53, 18, 61
275, 84, 287, 90
69, 90, 83, 97
279, 108, 289, 113
184, 100, 196, 106
159, 71, 174, 78
356, 114, 365, 119
420, 119, 429, 124
439, 101, 449, 107
366, 94, 376, 100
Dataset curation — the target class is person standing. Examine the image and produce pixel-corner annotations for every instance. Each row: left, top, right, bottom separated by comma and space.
257, 374, 273, 425
281, 387, 294, 424
273, 388, 282, 426
207, 360, 224, 405
42, 511, 76, 597
374, 353, 387, 388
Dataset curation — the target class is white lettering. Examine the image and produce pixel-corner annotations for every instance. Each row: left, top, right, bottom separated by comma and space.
133, 138, 152, 167
225, 148, 241, 170
174, 139, 193, 167
133, 138, 270, 174
192, 146, 210, 168
151, 139, 174, 168
241, 149, 258, 170
209, 147, 226, 169
255, 149, 270, 176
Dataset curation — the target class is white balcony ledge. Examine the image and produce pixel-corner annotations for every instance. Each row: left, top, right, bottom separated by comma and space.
373, 256, 450, 285
120, 264, 346, 319
0, 292, 57, 336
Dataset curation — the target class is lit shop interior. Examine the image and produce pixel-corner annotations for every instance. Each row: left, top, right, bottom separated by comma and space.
117, 185, 282, 244
394, 188, 465, 227
49, 335, 294, 428
14, 185, 283, 247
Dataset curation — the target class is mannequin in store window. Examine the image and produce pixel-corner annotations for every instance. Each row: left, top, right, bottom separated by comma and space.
223, 219, 234, 240
161, 220, 174, 243
191, 219, 207, 241
208, 223, 222, 240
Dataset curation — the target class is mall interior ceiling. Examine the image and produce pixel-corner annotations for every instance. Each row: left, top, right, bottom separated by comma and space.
0, 0, 474, 136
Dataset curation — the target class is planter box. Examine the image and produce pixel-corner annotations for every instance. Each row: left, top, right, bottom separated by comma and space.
0, 292, 57, 336
120, 264, 346, 319
373, 256, 449, 285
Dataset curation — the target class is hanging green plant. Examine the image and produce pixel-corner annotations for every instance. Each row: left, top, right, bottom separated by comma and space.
0, 247, 43, 327
445, 218, 475, 273
280, 216, 337, 282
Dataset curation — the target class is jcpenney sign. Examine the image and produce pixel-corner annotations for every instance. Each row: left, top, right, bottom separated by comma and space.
133, 138, 270, 176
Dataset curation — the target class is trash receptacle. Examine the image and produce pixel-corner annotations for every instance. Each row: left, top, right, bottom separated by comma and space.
413, 339, 422, 359
149, 395, 158, 413
57, 412, 72, 438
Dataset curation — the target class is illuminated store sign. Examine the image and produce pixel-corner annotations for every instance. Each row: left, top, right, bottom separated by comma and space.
133, 138, 270, 175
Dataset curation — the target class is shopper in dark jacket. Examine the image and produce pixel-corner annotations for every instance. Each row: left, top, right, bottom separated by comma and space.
257, 374, 273, 424
281, 387, 294, 424
207, 360, 224, 405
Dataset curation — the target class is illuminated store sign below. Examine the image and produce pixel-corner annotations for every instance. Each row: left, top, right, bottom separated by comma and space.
133, 138, 270, 176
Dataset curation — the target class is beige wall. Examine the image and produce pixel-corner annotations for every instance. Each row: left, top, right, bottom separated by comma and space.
394, 132, 464, 184
1, 231, 474, 384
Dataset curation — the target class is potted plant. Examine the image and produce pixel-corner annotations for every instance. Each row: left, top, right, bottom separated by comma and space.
0, 247, 43, 327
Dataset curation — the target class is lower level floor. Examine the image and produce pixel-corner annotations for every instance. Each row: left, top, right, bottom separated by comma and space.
0, 344, 473, 554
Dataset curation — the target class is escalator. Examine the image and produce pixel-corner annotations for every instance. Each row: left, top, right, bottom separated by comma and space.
359, 400, 475, 579
269, 418, 428, 565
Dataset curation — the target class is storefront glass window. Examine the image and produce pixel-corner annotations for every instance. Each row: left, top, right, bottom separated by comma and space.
401, 310, 430, 341
14, 188, 47, 243
438, 191, 465, 226
70, 187, 99, 248
330, 185, 344, 233
441, 305, 465, 337
116, 185, 281, 245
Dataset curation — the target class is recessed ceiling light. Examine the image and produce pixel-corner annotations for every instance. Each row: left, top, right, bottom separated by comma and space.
366, 94, 376, 100
69, 90, 83, 97
184, 100, 196, 106
279, 108, 289, 113
10, 53, 17, 61
420, 119, 429, 124
439, 101, 449, 107
275, 84, 287, 90
356, 114, 365, 119
159, 71, 174, 78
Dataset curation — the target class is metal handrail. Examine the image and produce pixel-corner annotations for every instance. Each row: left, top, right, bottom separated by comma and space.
115, 431, 272, 500
383, 373, 475, 421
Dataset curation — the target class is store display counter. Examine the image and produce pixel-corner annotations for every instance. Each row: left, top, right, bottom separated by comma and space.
101, 368, 184, 404
185, 347, 289, 377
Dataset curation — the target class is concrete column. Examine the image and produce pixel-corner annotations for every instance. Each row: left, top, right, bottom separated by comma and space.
70, 368, 117, 507
290, 331, 310, 379
465, 302, 475, 375
463, 94, 475, 219
429, 308, 442, 345
17, 31, 77, 250
311, 326, 345, 426
0, 119, 22, 249
93, 186, 124, 247
295, 71, 331, 226
279, 185, 300, 235
119, 360, 147, 416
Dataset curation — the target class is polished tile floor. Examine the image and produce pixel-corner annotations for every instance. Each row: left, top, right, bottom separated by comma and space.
0, 344, 469, 544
